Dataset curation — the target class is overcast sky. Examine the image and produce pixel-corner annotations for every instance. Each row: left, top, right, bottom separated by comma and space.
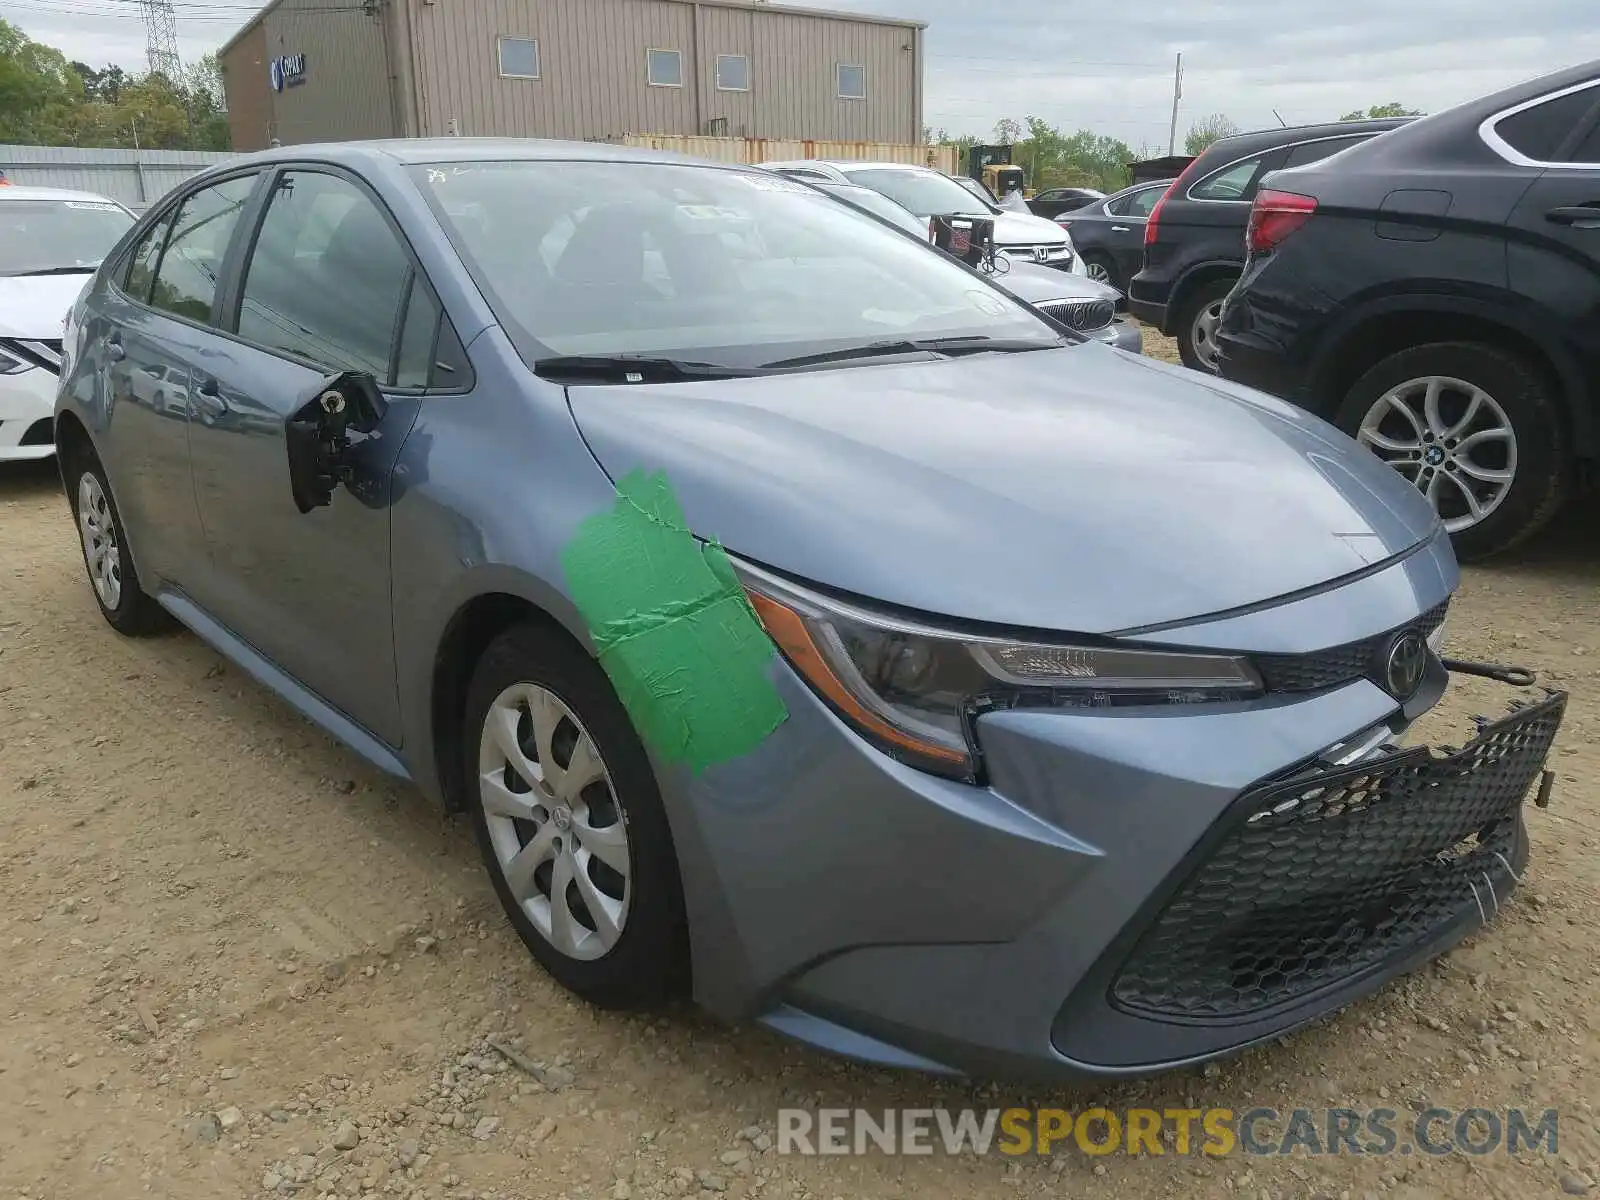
3, 0, 1598, 149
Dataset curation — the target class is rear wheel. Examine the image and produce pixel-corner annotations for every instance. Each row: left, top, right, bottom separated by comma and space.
464, 622, 689, 1009
1336, 342, 1570, 561
67, 451, 171, 635
1176, 277, 1235, 373
1082, 253, 1118, 289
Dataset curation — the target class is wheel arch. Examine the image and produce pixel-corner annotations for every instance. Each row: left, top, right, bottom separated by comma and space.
1310, 295, 1594, 463
53, 408, 94, 487
1167, 261, 1242, 334
425, 586, 593, 814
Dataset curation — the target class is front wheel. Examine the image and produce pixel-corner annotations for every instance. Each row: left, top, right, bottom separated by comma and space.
1176, 278, 1235, 373
1082, 253, 1118, 289
464, 623, 689, 1009
1335, 342, 1571, 561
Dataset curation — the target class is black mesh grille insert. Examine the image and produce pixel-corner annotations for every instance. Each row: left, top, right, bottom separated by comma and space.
1255, 601, 1449, 694
1037, 298, 1115, 331
1109, 691, 1566, 1022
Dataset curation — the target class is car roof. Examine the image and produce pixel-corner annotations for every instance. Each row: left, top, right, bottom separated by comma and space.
0, 184, 128, 206
208, 137, 766, 173
1191, 116, 1416, 167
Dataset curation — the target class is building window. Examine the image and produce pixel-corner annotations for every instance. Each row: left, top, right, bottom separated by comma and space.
497, 36, 539, 79
836, 63, 865, 100
647, 49, 682, 88
715, 54, 749, 92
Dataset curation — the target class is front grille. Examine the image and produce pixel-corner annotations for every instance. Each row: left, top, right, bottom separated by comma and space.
1109, 691, 1566, 1022
1256, 601, 1449, 694
1038, 298, 1115, 331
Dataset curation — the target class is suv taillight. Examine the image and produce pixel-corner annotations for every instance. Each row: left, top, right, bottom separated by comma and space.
1144, 185, 1173, 247
1248, 189, 1318, 253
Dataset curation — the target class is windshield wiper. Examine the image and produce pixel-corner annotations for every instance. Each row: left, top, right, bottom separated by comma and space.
533, 354, 761, 384
7, 265, 98, 277
761, 335, 1056, 370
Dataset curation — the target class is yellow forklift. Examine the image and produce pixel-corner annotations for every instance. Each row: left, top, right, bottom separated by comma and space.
968, 145, 1029, 204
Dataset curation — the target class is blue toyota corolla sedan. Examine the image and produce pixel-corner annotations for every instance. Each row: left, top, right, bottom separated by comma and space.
45, 139, 1565, 1082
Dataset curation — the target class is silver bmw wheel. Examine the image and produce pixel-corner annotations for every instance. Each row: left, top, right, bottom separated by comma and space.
1190, 298, 1224, 371
477, 682, 630, 962
1357, 375, 1518, 533
77, 471, 122, 610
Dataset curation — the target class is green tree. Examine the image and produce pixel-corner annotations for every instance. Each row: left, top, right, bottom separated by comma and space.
1185, 113, 1240, 156
993, 117, 1024, 144
0, 19, 84, 143
1340, 102, 1423, 120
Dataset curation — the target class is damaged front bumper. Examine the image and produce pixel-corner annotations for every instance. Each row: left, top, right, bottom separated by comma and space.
753, 660, 1566, 1082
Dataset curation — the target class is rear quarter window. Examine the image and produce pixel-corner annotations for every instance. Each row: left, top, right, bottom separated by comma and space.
1493, 83, 1600, 161
1190, 157, 1263, 201
1283, 134, 1371, 168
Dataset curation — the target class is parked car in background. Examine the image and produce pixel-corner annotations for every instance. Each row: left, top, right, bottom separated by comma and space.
945, 173, 998, 206
1128, 117, 1412, 371
1053, 180, 1170, 290
1027, 186, 1106, 219
54, 138, 1561, 1085
760, 159, 1088, 275
1217, 59, 1600, 560
803, 178, 1142, 354
0, 186, 136, 462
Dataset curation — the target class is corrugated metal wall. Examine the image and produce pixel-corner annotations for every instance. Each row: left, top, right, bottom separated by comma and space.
220, 0, 396, 150
0, 145, 235, 210
405, 0, 921, 143
617, 134, 956, 172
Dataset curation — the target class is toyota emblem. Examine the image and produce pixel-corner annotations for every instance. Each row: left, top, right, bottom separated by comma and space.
1383, 632, 1428, 700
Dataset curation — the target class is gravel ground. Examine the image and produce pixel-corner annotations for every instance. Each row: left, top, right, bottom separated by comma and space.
3, 363, 1599, 1199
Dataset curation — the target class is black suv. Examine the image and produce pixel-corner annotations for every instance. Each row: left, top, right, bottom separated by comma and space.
1128, 117, 1411, 371
1217, 60, 1600, 560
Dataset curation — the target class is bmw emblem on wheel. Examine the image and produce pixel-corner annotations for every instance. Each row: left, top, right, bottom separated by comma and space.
1384, 631, 1429, 699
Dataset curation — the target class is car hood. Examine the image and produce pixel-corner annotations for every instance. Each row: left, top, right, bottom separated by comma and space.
0, 273, 92, 338
564, 347, 1441, 635
992, 210, 1070, 246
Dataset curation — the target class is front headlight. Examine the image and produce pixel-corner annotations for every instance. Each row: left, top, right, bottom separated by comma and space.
733, 558, 1262, 781
0, 348, 33, 375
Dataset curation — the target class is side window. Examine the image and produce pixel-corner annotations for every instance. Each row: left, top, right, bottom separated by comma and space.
123, 212, 173, 303
1494, 85, 1600, 161
149, 175, 257, 323
1128, 186, 1164, 217
1284, 134, 1370, 168
394, 277, 440, 388
1572, 120, 1600, 165
1190, 157, 1262, 201
236, 171, 412, 379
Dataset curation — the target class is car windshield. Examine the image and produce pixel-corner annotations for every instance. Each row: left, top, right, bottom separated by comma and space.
815, 184, 928, 239
0, 198, 133, 274
412, 159, 1057, 366
842, 168, 997, 217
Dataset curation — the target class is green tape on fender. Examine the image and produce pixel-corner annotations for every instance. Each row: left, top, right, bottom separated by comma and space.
560, 469, 789, 773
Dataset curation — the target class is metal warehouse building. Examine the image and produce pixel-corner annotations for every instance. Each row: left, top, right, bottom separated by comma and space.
218, 0, 926, 152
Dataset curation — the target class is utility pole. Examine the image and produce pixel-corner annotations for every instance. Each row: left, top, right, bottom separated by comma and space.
139, 0, 182, 80
1167, 51, 1183, 156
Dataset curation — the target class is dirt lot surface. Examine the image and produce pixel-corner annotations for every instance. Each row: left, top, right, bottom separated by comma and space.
4, 345, 1599, 1200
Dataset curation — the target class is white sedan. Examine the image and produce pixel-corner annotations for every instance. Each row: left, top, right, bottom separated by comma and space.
0, 186, 138, 462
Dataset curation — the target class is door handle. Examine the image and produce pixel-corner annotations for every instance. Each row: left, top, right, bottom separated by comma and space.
105, 334, 124, 363
191, 377, 227, 418
1546, 205, 1600, 228
1111, 225, 1131, 232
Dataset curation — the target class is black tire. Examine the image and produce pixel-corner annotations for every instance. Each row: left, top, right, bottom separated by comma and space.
463, 622, 689, 1009
1082, 252, 1120, 291
1335, 342, 1570, 562
1175, 276, 1236, 373
64, 448, 172, 636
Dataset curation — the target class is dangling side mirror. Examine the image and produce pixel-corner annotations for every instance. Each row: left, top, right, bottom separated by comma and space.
285, 371, 388, 513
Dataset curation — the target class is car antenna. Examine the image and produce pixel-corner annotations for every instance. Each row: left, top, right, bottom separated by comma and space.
1272, 109, 1288, 127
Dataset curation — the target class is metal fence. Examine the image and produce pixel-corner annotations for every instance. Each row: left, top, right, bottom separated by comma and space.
0, 145, 236, 211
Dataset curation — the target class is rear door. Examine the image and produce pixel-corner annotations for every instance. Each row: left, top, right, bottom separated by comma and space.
92, 172, 262, 587
1099, 183, 1164, 281
184, 165, 463, 747
1497, 80, 1600, 358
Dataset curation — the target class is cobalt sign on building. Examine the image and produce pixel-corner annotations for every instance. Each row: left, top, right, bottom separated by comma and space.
218, 0, 926, 151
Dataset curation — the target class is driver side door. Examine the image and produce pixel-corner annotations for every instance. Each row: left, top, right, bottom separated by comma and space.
183, 166, 454, 748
